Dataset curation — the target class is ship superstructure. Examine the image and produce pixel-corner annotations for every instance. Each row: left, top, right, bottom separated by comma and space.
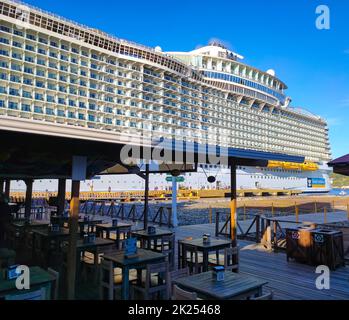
0, 0, 332, 193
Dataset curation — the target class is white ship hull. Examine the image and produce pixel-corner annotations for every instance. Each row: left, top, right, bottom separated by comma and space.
11, 163, 331, 194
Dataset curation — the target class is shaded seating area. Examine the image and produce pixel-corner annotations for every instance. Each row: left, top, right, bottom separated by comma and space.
0, 130, 308, 300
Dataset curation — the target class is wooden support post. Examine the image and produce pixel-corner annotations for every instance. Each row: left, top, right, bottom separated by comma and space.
57, 179, 66, 216
215, 212, 219, 237
271, 203, 274, 217
230, 162, 237, 247
273, 221, 278, 251
0, 179, 4, 193
243, 204, 246, 221
295, 204, 299, 223
347, 203, 349, 221
209, 206, 212, 224
256, 215, 260, 242
67, 180, 80, 300
314, 201, 317, 214
4, 180, 10, 199
265, 221, 272, 251
171, 176, 178, 227
144, 163, 149, 230
332, 200, 335, 212
324, 206, 327, 224
24, 179, 33, 224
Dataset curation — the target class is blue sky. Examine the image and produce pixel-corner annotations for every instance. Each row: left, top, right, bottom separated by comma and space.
25, 0, 349, 158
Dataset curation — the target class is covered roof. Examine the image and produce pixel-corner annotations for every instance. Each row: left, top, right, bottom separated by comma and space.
328, 154, 349, 176
0, 129, 304, 179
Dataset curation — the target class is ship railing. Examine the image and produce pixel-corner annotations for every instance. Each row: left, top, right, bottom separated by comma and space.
6, 0, 189, 69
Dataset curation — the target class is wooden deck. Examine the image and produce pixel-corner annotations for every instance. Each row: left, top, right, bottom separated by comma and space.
175, 223, 349, 300
65, 212, 349, 300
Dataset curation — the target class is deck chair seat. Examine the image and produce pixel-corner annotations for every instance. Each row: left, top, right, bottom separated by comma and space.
172, 284, 198, 300
5, 287, 46, 300
251, 290, 273, 300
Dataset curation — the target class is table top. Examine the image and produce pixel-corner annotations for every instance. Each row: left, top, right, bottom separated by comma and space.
0, 266, 55, 294
174, 271, 268, 300
180, 238, 232, 250
75, 238, 115, 250
0, 248, 16, 259
12, 221, 49, 228
96, 222, 132, 230
32, 228, 71, 238
131, 229, 173, 238
79, 218, 104, 225
103, 248, 166, 267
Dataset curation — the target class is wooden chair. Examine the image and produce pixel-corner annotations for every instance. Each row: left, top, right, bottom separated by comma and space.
99, 258, 121, 300
223, 247, 239, 272
168, 267, 189, 298
183, 244, 203, 274
130, 262, 169, 300
47, 267, 59, 300
251, 290, 273, 300
172, 284, 197, 300
155, 234, 175, 270
5, 287, 46, 300
99, 257, 137, 300
208, 246, 239, 272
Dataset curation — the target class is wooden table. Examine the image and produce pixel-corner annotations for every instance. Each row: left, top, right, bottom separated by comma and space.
103, 249, 167, 300
0, 266, 55, 300
12, 221, 49, 230
78, 218, 104, 234
6, 222, 50, 250
74, 238, 116, 282
76, 238, 115, 264
174, 271, 268, 300
96, 222, 132, 248
32, 228, 71, 267
131, 229, 174, 250
179, 238, 232, 272
0, 248, 16, 268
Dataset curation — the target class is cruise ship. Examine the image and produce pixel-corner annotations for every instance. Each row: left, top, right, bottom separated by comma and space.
0, 0, 332, 194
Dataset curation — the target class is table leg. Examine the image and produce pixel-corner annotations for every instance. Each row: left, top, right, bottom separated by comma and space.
182, 245, 187, 269
203, 251, 209, 272
147, 238, 151, 250
94, 248, 100, 283
116, 230, 120, 249
122, 267, 130, 300
137, 269, 142, 285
